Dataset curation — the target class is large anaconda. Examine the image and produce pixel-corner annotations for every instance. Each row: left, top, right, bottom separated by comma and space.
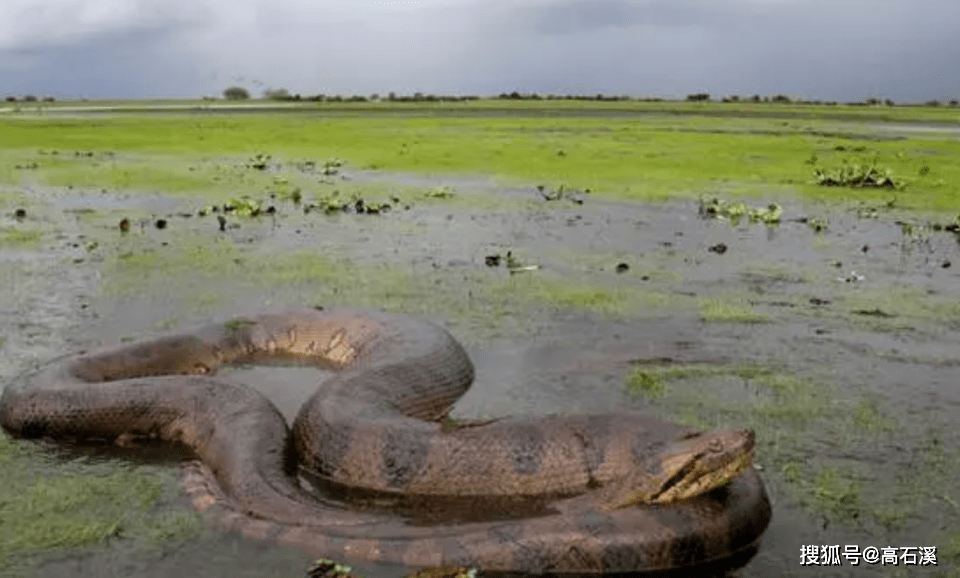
0, 307, 771, 573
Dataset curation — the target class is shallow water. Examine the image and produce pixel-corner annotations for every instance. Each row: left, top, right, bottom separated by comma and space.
2, 168, 959, 578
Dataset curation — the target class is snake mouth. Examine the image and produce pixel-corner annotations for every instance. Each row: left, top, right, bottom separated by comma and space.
652, 448, 755, 503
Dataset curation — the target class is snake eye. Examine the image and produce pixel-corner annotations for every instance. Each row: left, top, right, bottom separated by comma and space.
708, 439, 723, 453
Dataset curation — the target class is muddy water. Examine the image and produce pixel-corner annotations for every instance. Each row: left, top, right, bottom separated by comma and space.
2, 172, 960, 578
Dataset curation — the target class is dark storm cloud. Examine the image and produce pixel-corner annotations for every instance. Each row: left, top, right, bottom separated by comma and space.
495, 0, 960, 101
513, 0, 710, 34
1, 0, 958, 102
2, 25, 210, 99
0, 1, 213, 98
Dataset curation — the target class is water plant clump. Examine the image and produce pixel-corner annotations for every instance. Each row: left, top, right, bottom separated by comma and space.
321, 158, 343, 175
270, 177, 303, 203
246, 153, 272, 171
812, 156, 903, 189
698, 196, 782, 226
197, 196, 272, 218
304, 190, 396, 215
424, 186, 455, 199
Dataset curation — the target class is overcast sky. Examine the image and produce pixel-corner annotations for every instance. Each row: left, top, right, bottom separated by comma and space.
1, 0, 958, 102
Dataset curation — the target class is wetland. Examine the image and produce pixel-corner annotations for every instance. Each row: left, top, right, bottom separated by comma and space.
1, 99, 959, 578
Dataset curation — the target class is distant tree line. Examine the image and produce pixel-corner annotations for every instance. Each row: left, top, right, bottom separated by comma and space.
222, 86, 250, 100
3, 88, 957, 108
493, 91, 641, 101
4, 95, 56, 102
221, 86, 486, 103
11, 86, 945, 108
701, 93, 959, 107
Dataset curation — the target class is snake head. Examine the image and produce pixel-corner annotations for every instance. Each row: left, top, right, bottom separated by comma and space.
598, 428, 755, 511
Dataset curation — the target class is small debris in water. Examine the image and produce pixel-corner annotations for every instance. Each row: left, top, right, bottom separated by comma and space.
853, 308, 894, 318
809, 297, 831, 306
837, 271, 864, 283
537, 183, 586, 204
615, 262, 630, 273
708, 243, 728, 254
807, 217, 828, 232
155, 219, 167, 230
14, 208, 26, 219
483, 251, 538, 274
118, 218, 130, 233
306, 558, 356, 578
217, 215, 227, 231
247, 153, 271, 170
424, 186, 455, 199
629, 356, 676, 366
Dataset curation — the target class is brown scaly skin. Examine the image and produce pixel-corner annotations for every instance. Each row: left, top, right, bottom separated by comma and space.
597, 428, 756, 510
0, 307, 771, 573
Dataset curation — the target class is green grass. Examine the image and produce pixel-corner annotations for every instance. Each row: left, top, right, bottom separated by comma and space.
101, 236, 692, 343
808, 466, 862, 520
41, 157, 219, 194
698, 298, 770, 323
852, 397, 899, 433
620, 358, 945, 531
626, 362, 775, 399
625, 369, 667, 398
0, 434, 202, 572
801, 284, 960, 335
8, 97, 960, 124
781, 462, 862, 522
2, 101, 960, 210
942, 534, 960, 577
740, 264, 812, 286
0, 187, 28, 207
0, 226, 42, 247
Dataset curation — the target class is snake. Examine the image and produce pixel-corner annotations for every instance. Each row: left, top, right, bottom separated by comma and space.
0, 307, 771, 573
